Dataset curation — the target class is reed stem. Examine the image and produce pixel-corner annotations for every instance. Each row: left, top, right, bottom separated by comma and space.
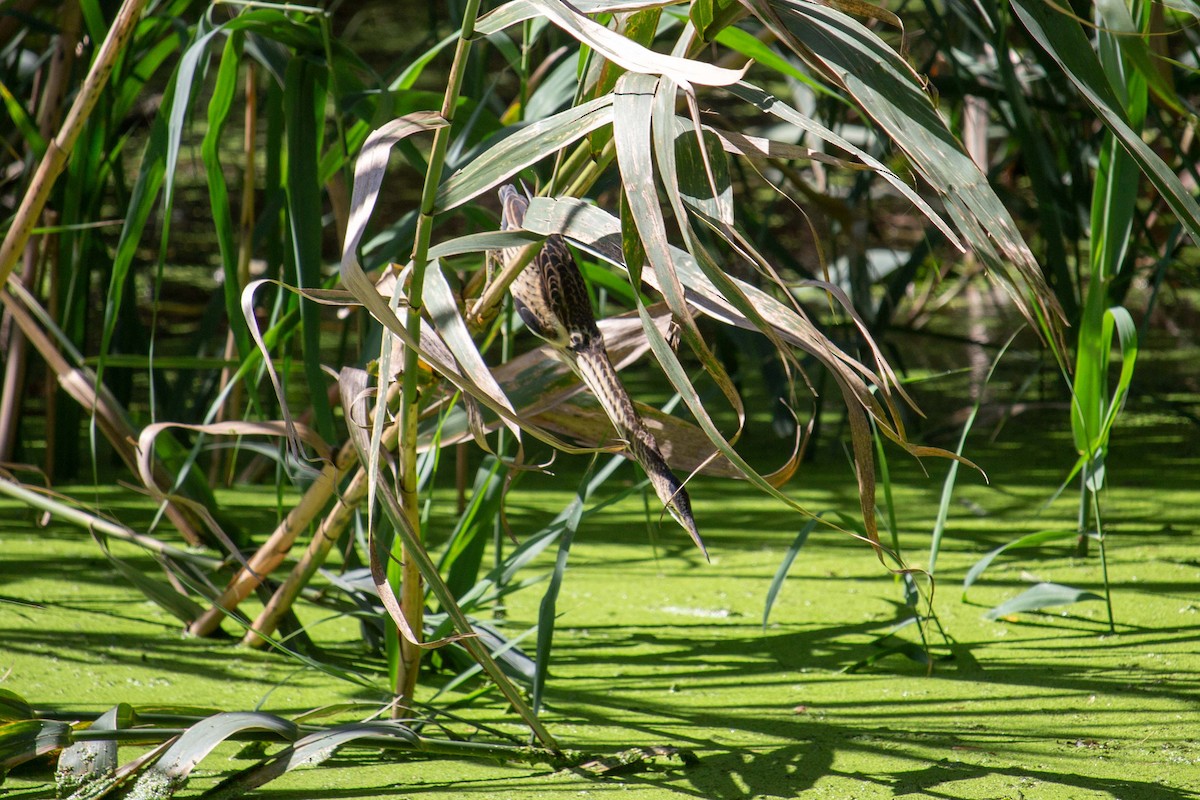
393, 0, 485, 711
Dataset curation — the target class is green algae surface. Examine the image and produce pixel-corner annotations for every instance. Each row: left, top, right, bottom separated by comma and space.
2, 408, 1199, 799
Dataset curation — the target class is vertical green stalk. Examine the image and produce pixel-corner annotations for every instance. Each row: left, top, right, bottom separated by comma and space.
1069, 0, 1147, 630
393, 0, 485, 710
1089, 473, 1115, 632
492, 295, 513, 613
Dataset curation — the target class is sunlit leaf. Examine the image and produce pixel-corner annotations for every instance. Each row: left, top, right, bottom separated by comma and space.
126, 712, 299, 800
477, 0, 746, 86
200, 722, 418, 799
760, 0, 1063, 343
962, 529, 1079, 597
983, 583, 1105, 621
56, 704, 133, 799
1012, 0, 1200, 254
434, 95, 613, 212
0, 719, 71, 771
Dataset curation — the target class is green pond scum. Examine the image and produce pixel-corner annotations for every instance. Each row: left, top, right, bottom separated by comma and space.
2, 407, 1198, 799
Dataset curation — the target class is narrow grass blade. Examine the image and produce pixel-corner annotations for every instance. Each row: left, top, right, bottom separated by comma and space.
0, 478, 221, 569
927, 331, 1019, 575
91, 533, 204, 624
712, 24, 824, 88
763, 515, 822, 629
455, 452, 632, 614
430, 623, 539, 698
433, 95, 613, 212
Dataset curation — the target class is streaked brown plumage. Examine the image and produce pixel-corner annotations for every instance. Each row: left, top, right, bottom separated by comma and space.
496, 185, 704, 556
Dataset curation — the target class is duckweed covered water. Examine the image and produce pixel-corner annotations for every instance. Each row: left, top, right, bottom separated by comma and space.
2, 406, 1198, 799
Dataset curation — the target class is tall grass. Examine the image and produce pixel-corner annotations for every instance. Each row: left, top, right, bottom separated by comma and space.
956, 0, 1174, 627
2, 0, 1198, 790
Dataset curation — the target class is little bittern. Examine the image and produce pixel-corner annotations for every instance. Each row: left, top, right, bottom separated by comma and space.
496, 185, 704, 556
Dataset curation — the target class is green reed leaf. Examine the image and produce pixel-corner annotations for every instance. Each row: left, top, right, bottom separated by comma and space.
763, 515, 822, 629
127, 712, 299, 800
1012, 0, 1200, 255
963, 529, 1079, 598
56, 703, 133, 799
983, 583, 1105, 621
200, 722, 418, 799
434, 95, 614, 212
0, 719, 71, 771
201, 31, 251, 363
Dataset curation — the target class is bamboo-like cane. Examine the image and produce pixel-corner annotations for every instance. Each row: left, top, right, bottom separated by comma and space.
242, 461, 369, 647
0, 0, 152, 285
243, 372, 401, 645
391, 0, 485, 712
187, 439, 358, 637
